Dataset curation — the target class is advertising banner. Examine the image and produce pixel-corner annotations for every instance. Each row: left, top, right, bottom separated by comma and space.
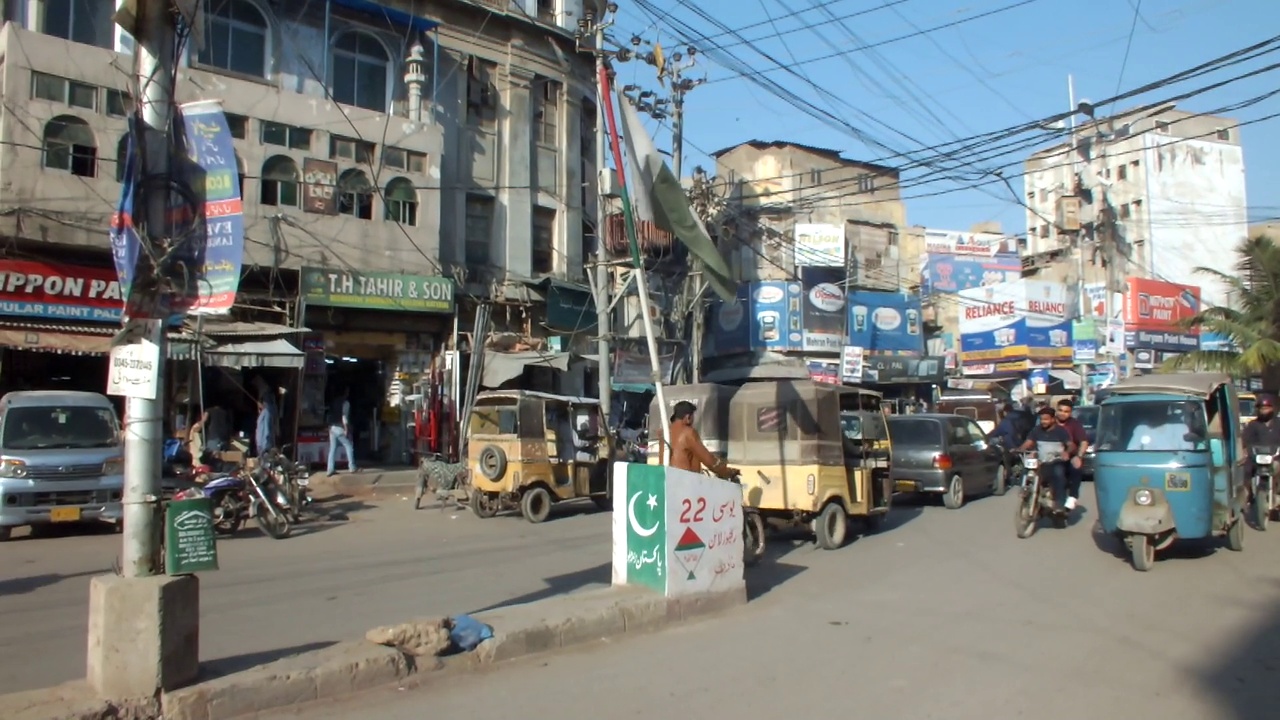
922, 229, 1017, 256
0, 260, 126, 322
1072, 319, 1098, 362
706, 287, 750, 356
793, 223, 844, 267
1023, 280, 1073, 361
958, 281, 1026, 364
846, 290, 923, 354
799, 267, 845, 352
749, 281, 803, 351
1122, 277, 1201, 352
921, 252, 1022, 297
177, 100, 246, 315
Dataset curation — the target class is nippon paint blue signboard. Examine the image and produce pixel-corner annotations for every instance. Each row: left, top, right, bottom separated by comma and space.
846, 290, 923, 354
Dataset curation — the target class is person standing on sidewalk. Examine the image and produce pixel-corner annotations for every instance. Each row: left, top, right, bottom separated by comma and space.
326, 386, 358, 477
252, 376, 277, 457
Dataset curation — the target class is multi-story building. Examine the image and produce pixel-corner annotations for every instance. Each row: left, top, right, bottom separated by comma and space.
0, 0, 601, 464
1022, 104, 1248, 308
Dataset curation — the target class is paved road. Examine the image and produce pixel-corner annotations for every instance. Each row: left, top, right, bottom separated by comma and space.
0, 489, 612, 695
270, 491, 1280, 720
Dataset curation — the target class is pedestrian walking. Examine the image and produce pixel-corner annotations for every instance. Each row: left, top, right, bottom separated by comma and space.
326, 386, 358, 477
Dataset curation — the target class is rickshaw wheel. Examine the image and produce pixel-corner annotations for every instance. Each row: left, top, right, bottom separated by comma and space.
1014, 492, 1038, 539
1254, 489, 1269, 531
1227, 514, 1245, 551
521, 486, 553, 524
743, 512, 766, 567
469, 491, 498, 519
1130, 534, 1155, 571
814, 502, 848, 550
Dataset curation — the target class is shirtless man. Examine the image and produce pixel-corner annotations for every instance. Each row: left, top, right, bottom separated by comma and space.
666, 401, 739, 479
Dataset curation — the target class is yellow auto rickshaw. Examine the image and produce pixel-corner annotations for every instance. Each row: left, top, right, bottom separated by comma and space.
729, 380, 893, 549
466, 390, 611, 523
646, 383, 737, 464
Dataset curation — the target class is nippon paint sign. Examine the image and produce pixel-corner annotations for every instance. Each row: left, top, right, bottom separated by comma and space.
611, 462, 745, 597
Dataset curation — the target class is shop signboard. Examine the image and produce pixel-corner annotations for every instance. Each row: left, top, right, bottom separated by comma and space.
1023, 280, 1073, 362
1072, 319, 1098, 362
544, 281, 597, 334
793, 223, 844, 267
846, 290, 923, 355
164, 496, 219, 576
841, 346, 864, 383
749, 281, 803, 351
0, 260, 126, 322
799, 267, 846, 352
920, 230, 1020, 298
957, 281, 1027, 364
612, 338, 680, 390
301, 267, 455, 314
807, 360, 840, 385
1200, 331, 1235, 352
1122, 277, 1201, 353
861, 355, 946, 384
706, 286, 750, 356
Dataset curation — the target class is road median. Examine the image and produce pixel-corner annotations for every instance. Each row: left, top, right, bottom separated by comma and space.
0, 585, 745, 720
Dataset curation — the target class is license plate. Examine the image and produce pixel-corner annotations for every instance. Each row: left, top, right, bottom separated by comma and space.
49, 507, 81, 522
894, 480, 916, 492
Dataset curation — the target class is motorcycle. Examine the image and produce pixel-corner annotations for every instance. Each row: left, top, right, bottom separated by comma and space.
200, 465, 294, 539
729, 470, 767, 568
261, 447, 312, 523
1251, 445, 1279, 530
1013, 450, 1069, 539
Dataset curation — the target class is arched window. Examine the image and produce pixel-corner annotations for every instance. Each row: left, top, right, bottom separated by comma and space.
43, 115, 97, 177
331, 31, 389, 111
384, 178, 418, 226
337, 169, 373, 220
115, 135, 131, 183
198, 0, 269, 78
260, 156, 300, 207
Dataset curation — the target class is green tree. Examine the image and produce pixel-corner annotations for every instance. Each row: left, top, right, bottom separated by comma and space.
1166, 234, 1280, 388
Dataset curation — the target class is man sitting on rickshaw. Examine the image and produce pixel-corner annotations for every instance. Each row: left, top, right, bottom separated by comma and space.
1018, 406, 1077, 512
667, 401, 739, 479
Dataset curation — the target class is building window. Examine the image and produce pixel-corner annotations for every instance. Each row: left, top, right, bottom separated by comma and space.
331, 31, 389, 111
536, 0, 556, 23
42, 0, 113, 48
466, 58, 498, 128
224, 113, 249, 139
858, 174, 874, 193
532, 206, 556, 275
383, 147, 427, 174
465, 194, 494, 268
535, 79, 561, 146
43, 115, 97, 177
260, 155, 300, 207
810, 168, 822, 186
1117, 164, 1128, 181
198, 0, 269, 78
337, 169, 373, 219
1038, 224, 1049, 239
384, 178, 418, 225
32, 72, 97, 110
1038, 188, 1048, 203
331, 135, 375, 164
260, 121, 311, 151
1155, 120, 1170, 134
1216, 128, 1231, 141
1119, 203, 1131, 220
887, 230, 899, 247
104, 89, 133, 117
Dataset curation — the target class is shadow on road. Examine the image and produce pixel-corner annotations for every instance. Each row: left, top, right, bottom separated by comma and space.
746, 559, 805, 601
201, 641, 337, 678
472, 562, 613, 613
1198, 579, 1280, 720
0, 568, 106, 595
7, 522, 117, 542
1090, 520, 1225, 567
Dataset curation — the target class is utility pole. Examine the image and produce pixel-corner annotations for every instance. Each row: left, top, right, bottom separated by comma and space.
88, 0, 199, 700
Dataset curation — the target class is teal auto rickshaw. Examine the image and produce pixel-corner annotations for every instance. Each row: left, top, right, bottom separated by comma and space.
1093, 373, 1248, 571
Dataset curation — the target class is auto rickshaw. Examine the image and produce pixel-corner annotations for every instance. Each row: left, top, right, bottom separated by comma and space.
1239, 391, 1257, 427
646, 383, 736, 465
1092, 373, 1247, 571
465, 390, 611, 523
729, 380, 893, 549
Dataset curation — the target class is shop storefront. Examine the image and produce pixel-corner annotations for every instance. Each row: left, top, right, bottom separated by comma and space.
297, 267, 455, 467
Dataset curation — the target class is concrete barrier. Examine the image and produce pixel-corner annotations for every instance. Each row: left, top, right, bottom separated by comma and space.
0, 585, 745, 720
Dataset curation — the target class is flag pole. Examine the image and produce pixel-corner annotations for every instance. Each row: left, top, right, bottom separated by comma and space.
598, 63, 674, 461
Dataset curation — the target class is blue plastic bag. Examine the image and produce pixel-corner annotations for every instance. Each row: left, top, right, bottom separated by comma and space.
448, 614, 494, 652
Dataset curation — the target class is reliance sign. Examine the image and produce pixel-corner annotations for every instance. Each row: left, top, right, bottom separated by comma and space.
965, 301, 1017, 320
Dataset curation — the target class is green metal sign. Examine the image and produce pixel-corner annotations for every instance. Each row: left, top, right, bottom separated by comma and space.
164, 497, 219, 576
301, 267, 455, 314
545, 280, 596, 334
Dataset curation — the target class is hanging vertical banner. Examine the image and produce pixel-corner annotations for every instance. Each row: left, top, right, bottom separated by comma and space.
177, 100, 245, 315
108, 121, 143, 316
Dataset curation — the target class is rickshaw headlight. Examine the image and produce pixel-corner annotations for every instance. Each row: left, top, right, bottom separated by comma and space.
1134, 489, 1155, 506
806, 474, 816, 495
1256, 454, 1273, 465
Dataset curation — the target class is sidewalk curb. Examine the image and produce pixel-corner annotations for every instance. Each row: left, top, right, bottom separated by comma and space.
0, 585, 747, 720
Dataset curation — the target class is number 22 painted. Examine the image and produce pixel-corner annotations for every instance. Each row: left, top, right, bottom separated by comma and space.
679, 497, 706, 523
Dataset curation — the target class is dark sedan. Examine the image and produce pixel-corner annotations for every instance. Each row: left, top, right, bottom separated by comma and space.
888, 413, 1008, 509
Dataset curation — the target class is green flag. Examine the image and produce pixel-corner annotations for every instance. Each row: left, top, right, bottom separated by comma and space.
616, 91, 737, 301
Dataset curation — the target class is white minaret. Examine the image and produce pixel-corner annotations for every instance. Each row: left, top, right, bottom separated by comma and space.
404, 43, 426, 124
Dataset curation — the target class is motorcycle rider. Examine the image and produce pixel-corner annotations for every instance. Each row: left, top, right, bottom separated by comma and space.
1055, 399, 1090, 510
1243, 395, 1280, 488
1018, 406, 1077, 512
666, 401, 738, 479
990, 401, 1033, 474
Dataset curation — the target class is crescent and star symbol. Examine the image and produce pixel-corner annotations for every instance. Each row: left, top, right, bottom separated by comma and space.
627, 491, 660, 537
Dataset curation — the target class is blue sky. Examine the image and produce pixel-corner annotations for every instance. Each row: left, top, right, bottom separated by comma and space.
611, 0, 1280, 235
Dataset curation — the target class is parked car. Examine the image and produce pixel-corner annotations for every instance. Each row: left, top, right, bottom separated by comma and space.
888, 413, 1008, 509
0, 391, 125, 541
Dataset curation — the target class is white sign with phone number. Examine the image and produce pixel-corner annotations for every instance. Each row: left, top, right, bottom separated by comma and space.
106, 340, 160, 400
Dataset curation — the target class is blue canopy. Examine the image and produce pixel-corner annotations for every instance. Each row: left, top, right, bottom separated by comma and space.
332, 0, 441, 34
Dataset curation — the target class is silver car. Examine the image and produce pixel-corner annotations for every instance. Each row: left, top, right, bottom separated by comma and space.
0, 391, 125, 541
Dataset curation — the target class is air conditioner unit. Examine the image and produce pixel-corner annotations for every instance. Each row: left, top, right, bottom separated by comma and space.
600, 169, 621, 199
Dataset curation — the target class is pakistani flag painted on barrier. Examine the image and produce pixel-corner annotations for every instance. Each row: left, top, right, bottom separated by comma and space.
622, 463, 666, 592
616, 91, 737, 302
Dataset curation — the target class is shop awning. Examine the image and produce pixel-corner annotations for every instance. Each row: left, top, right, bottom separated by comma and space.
0, 327, 113, 355
481, 350, 573, 388
1049, 369, 1083, 390
204, 337, 305, 369
186, 319, 305, 337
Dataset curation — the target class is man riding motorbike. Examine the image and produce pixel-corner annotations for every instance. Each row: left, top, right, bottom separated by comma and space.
1055, 399, 1089, 510
1018, 406, 1077, 512
1243, 395, 1280, 494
